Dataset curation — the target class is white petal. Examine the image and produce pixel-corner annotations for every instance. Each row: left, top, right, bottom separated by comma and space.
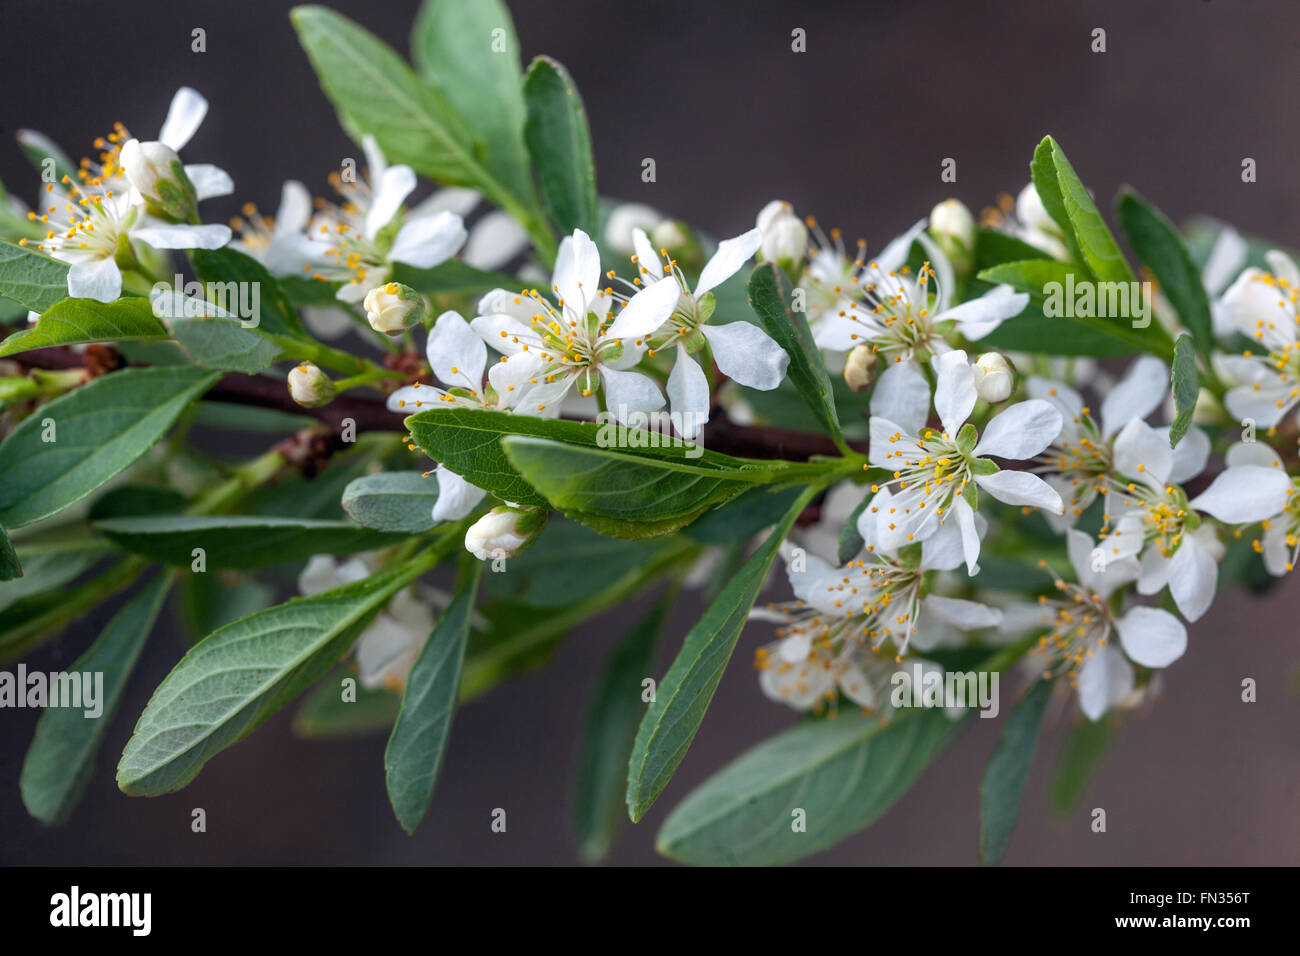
184, 164, 233, 201
133, 223, 231, 250
1159, 424, 1210, 484
1167, 535, 1217, 622
1112, 418, 1173, 487
874, 219, 925, 273
605, 273, 681, 339
486, 351, 546, 406
666, 345, 710, 439
701, 321, 789, 390
553, 229, 601, 314
953, 495, 981, 575
973, 399, 1063, 460
599, 366, 664, 422
365, 164, 417, 238
1026, 376, 1084, 442
463, 211, 530, 270
974, 469, 1064, 512
1224, 381, 1293, 430
472, 313, 538, 353
1068, 527, 1139, 598
1100, 356, 1168, 439
870, 361, 930, 437
1225, 440, 1284, 469
409, 186, 481, 219
274, 180, 313, 234
632, 227, 663, 281
932, 348, 975, 437
1136, 545, 1170, 594
1117, 605, 1187, 667
922, 594, 1002, 630
695, 228, 762, 297
1201, 225, 1247, 296
1265, 249, 1300, 289
919, 517, 966, 571
427, 310, 487, 393
1077, 644, 1134, 721
431, 467, 486, 522
389, 211, 467, 268
67, 257, 122, 302
1189, 465, 1292, 524
158, 87, 207, 151
936, 284, 1028, 340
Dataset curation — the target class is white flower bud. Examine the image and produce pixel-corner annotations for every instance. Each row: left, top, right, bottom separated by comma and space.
464, 506, 547, 561
287, 362, 334, 407
929, 199, 975, 252
843, 344, 877, 391
759, 214, 808, 271
756, 200, 796, 233
363, 282, 425, 335
605, 203, 663, 255
650, 218, 690, 252
1015, 182, 1056, 234
119, 138, 195, 221
972, 352, 1015, 403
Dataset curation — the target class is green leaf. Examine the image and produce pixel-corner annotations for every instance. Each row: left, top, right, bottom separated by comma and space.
978, 677, 1053, 866
411, 0, 534, 206
0, 240, 71, 313
523, 56, 598, 236
746, 263, 843, 446
117, 544, 445, 795
20, 574, 171, 825
17, 130, 78, 188
977, 259, 1172, 358
188, 247, 308, 340
384, 559, 481, 832
392, 260, 520, 299
657, 708, 962, 865
1117, 189, 1215, 356
1051, 715, 1113, 814
1030, 135, 1135, 285
1168, 333, 1200, 448
342, 471, 439, 532
0, 297, 167, 357
626, 486, 814, 821
178, 570, 274, 643
169, 317, 281, 373
0, 540, 112, 613
684, 484, 807, 546
575, 596, 666, 861
739, 373, 872, 438
95, 515, 406, 570
0, 525, 18, 581
405, 406, 795, 513
0, 366, 219, 528
293, 668, 400, 737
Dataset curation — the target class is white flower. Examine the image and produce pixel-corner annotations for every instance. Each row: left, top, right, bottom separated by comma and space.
972, 351, 1014, 403
1196, 440, 1296, 574
464, 506, 545, 561
363, 281, 425, 335
471, 228, 671, 421
608, 226, 789, 438
868, 349, 1064, 573
305, 135, 467, 303
298, 556, 435, 692
229, 180, 323, 277
756, 201, 808, 272
1005, 529, 1187, 721
1198, 225, 1248, 338
287, 362, 334, 407
1216, 251, 1300, 428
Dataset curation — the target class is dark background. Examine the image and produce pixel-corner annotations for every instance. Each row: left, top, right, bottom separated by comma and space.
1, 0, 1298, 865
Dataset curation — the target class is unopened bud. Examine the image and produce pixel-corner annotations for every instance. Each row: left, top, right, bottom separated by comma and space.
120, 138, 196, 222
756, 200, 796, 233
650, 219, 702, 271
287, 362, 334, 407
758, 214, 808, 274
464, 505, 547, 561
605, 203, 663, 255
973, 352, 1014, 403
843, 344, 877, 391
363, 282, 425, 335
928, 199, 975, 276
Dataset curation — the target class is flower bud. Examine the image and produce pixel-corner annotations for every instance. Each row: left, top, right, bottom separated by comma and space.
843, 344, 877, 391
758, 214, 808, 274
928, 199, 975, 276
464, 505, 547, 561
605, 203, 663, 255
119, 138, 196, 222
972, 352, 1014, 403
363, 282, 426, 335
756, 200, 796, 233
287, 362, 334, 408
650, 219, 703, 271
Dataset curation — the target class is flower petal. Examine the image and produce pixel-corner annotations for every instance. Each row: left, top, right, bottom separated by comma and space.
1117, 605, 1187, 667
365, 163, 417, 239
553, 229, 601, 314
936, 284, 1028, 340
1077, 643, 1134, 721
973, 399, 1063, 460
427, 310, 486, 393
974, 469, 1064, 512
922, 594, 1002, 630
695, 228, 762, 297
431, 467, 486, 522
1100, 356, 1168, 439
666, 345, 710, 439
158, 86, 208, 151
133, 223, 231, 250
1112, 418, 1173, 487
1158, 424, 1210, 484
605, 272, 681, 339
701, 320, 789, 390
1189, 464, 1292, 524
870, 360, 930, 436
932, 348, 975, 437
184, 164, 233, 201
463, 211, 530, 270
599, 366, 664, 422
67, 257, 121, 302
389, 210, 467, 268
1167, 535, 1217, 622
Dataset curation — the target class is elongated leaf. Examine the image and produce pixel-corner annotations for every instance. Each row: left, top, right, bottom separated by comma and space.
412, 0, 534, 205
188, 247, 307, 339
523, 56, 598, 236
169, 317, 280, 373
385, 560, 481, 832
393, 260, 520, 298
1031, 135, 1135, 285
978, 259, 1173, 358
626, 486, 813, 821
746, 263, 842, 444
95, 515, 406, 570
658, 708, 961, 865
685, 484, 806, 546
0, 366, 220, 528
0, 240, 70, 313
0, 541, 112, 612
0, 526, 18, 581
0, 297, 167, 357
1051, 715, 1113, 814
575, 596, 666, 861
406, 406, 793, 511
20, 574, 171, 825
342, 471, 439, 532
117, 548, 440, 795
1168, 333, 1199, 448
292, 6, 497, 199
978, 677, 1053, 866
1117, 189, 1214, 356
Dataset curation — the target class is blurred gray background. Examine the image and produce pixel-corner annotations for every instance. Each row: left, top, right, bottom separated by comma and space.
1, 0, 1298, 865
